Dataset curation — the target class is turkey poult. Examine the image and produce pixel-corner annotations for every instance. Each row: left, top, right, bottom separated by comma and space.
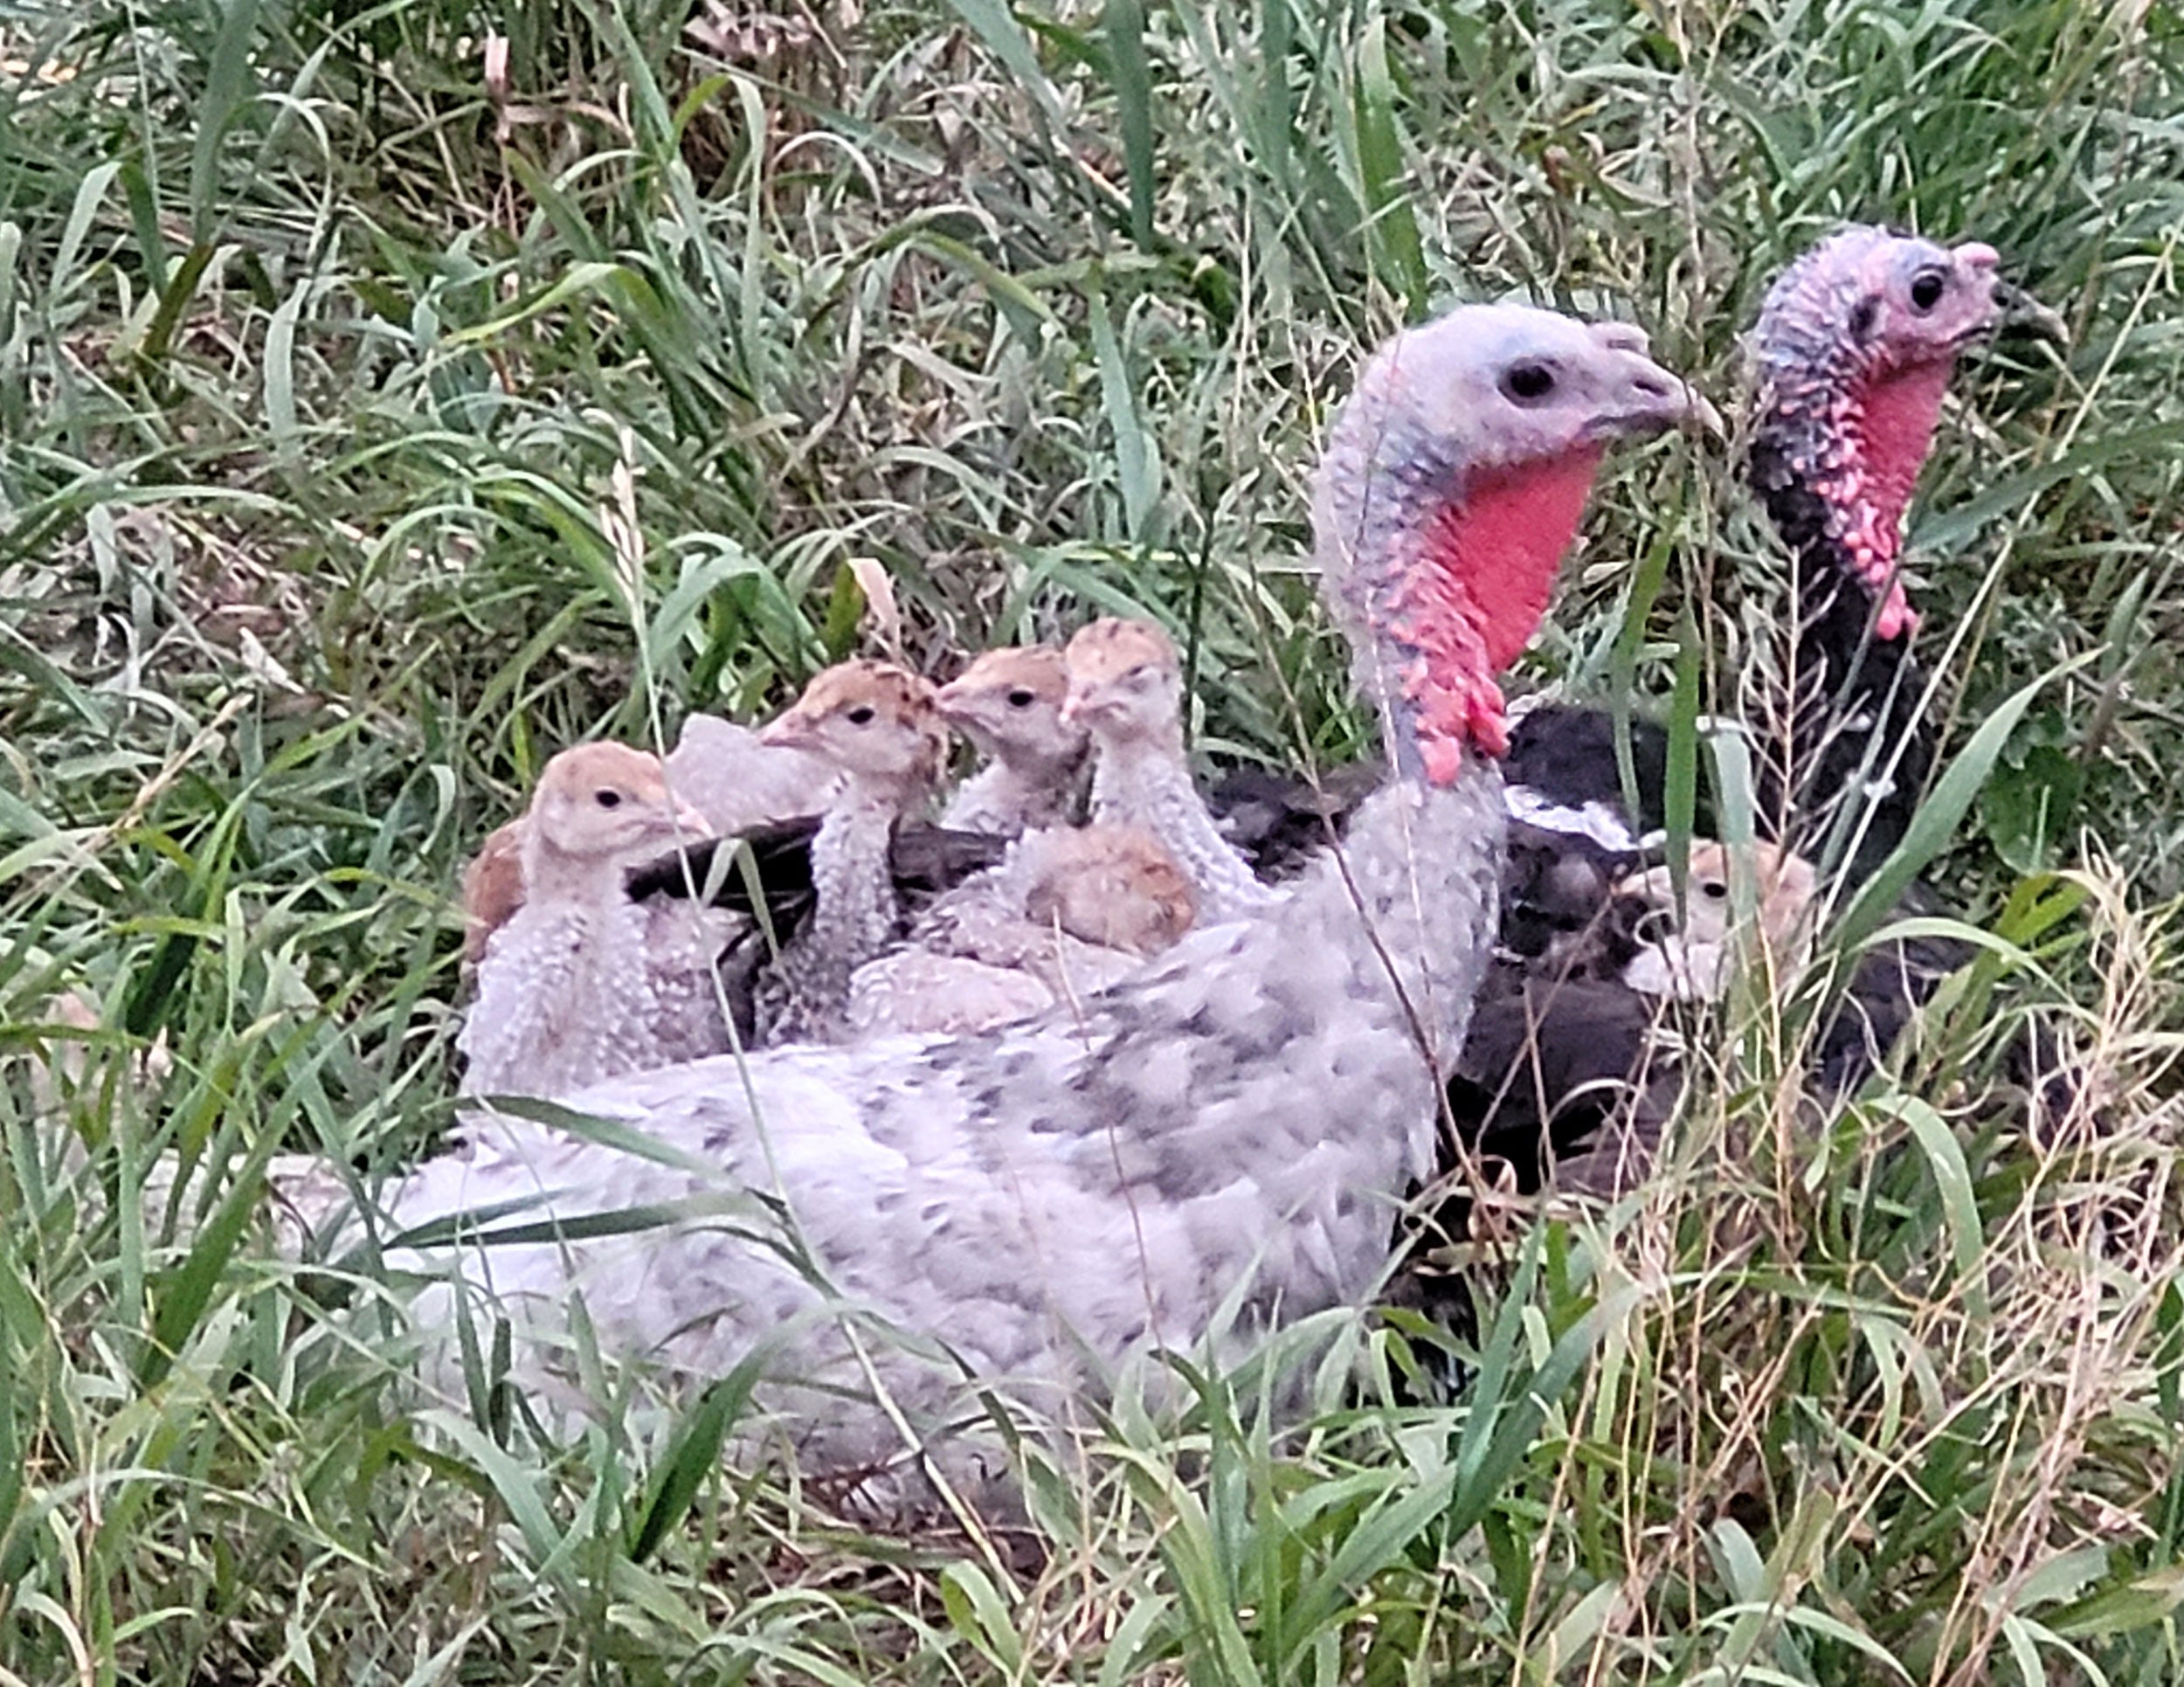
935, 646, 1089, 836
314, 304, 1701, 1511
460, 715, 844, 964
1444, 841, 1822, 1199
746, 660, 950, 1044
849, 820, 1200, 1034
455, 744, 727, 1100
1400, 840, 1818, 1255
1019, 823, 1195, 960
1614, 840, 1818, 1002
1063, 616, 1275, 923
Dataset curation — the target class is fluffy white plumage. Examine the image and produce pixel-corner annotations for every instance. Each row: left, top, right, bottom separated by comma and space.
302, 302, 1701, 1513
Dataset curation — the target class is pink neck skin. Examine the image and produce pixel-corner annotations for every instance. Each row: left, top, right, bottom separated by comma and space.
1834, 357, 1956, 641
1394, 447, 1603, 778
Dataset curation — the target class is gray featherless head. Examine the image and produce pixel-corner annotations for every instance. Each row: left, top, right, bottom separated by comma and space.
1754, 225, 2005, 393
1312, 302, 1704, 768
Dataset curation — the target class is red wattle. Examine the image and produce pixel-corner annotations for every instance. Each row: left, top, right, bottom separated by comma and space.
1829, 357, 1952, 642
1856, 360, 1954, 535
1393, 449, 1603, 778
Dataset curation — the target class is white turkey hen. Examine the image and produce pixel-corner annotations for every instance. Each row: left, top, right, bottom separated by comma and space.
297, 303, 1701, 1514
935, 645, 1089, 836
455, 743, 728, 1100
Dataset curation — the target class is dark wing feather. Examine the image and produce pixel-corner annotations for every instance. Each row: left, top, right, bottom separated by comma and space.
622, 820, 1012, 937
1206, 760, 1384, 879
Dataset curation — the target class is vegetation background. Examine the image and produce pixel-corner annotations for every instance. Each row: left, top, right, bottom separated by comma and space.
1, 0, 2181, 1679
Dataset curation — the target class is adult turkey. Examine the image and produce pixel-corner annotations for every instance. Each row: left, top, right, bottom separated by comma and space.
1449, 228, 2042, 1193
1503, 225, 2022, 894
300, 302, 1699, 1514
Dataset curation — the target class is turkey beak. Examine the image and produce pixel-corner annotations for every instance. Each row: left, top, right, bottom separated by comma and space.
1588, 354, 1717, 442
759, 712, 821, 753
1993, 279, 2069, 344
933, 679, 976, 725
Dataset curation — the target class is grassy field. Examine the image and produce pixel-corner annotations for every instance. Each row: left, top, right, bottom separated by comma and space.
2, 0, 2182, 1678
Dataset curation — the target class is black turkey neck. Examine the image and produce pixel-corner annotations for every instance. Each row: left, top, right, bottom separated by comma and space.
1746, 406, 1933, 886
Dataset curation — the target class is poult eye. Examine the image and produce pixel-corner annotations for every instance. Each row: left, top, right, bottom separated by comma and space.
1006, 688, 1037, 709
1909, 269, 1946, 313
1501, 361, 1557, 403
595, 789, 623, 809
846, 704, 876, 726
1700, 878, 1729, 901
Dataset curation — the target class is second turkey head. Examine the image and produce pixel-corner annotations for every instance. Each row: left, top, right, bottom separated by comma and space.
1750, 225, 2020, 639
1020, 823, 1197, 957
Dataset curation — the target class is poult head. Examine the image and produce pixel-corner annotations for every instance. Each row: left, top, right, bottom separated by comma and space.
759, 660, 948, 799
936, 646, 1089, 773
1060, 618, 1184, 746
524, 743, 714, 869
1315, 304, 1704, 771
1022, 822, 1197, 956
1616, 840, 1819, 999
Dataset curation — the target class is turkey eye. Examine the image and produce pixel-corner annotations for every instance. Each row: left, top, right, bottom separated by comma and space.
595, 790, 622, 809
1502, 361, 1557, 402
846, 705, 876, 725
1006, 688, 1037, 708
1909, 269, 1946, 312
1700, 878, 1728, 900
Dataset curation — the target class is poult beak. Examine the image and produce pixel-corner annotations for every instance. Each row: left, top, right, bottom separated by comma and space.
759, 712, 820, 752
1058, 686, 1094, 726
